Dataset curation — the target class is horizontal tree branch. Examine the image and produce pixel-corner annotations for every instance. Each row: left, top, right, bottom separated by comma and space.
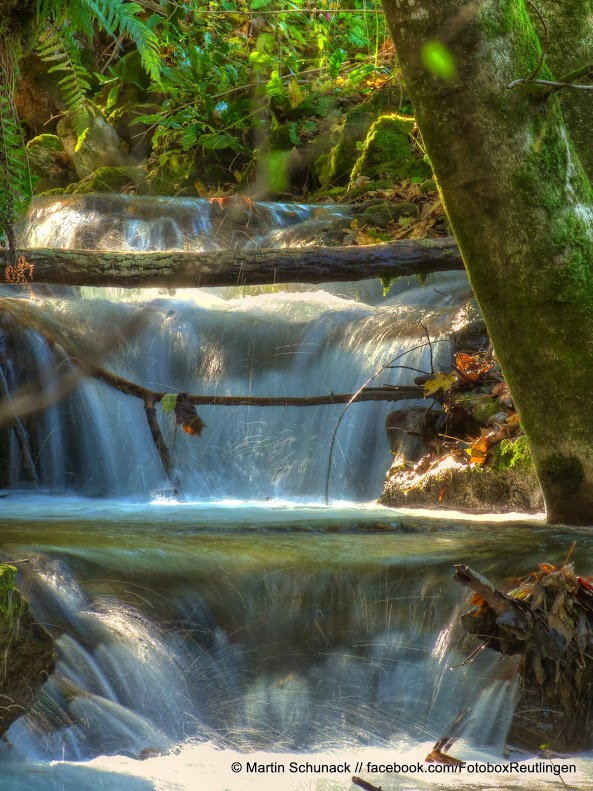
3, 237, 463, 289
97, 367, 425, 406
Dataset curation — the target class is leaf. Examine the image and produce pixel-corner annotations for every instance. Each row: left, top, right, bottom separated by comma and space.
548, 592, 574, 642
251, 0, 272, 8
465, 435, 489, 465
288, 122, 301, 146
174, 397, 206, 437
329, 48, 347, 79
455, 352, 494, 381
423, 371, 458, 397
160, 393, 178, 414
421, 40, 457, 81
198, 132, 239, 151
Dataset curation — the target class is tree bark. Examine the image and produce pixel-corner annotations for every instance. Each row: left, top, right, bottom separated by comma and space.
1, 237, 463, 288
382, 0, 593, 525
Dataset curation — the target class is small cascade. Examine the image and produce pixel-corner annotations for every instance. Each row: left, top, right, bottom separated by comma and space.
16, 195, 347, 252
6, 546, 517, 764
2, 195, 473, 500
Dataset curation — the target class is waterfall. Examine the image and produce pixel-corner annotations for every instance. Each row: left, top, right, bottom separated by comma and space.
3, 195, 473, 500
5, 528, 522, 766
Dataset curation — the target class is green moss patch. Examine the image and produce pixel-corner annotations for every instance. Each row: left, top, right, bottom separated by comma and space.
349, 114, 432, 189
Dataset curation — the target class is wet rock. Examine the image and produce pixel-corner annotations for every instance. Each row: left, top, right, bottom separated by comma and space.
380, 461, 543, 513
0, 564, 55, 738
385, 408, 430, 465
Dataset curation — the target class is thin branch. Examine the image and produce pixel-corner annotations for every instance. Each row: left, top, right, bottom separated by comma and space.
419, 320, 434, 374
507, 77, 593, 90
324, 339, 454, 505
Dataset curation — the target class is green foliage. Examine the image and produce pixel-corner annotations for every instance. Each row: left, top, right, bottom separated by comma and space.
160, 393, 178, 414
127, 1, 390, 187
35, 1, 161, 149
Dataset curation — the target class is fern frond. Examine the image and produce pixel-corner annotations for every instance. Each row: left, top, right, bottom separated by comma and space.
36, 27, 93, 149
84, 1, 162, 81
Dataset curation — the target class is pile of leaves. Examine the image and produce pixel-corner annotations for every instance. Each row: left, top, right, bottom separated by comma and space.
458, 559, 593, 751
340, 177, 449, 246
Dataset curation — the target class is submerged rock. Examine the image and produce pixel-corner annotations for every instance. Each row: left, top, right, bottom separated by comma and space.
0, 564, 55, 739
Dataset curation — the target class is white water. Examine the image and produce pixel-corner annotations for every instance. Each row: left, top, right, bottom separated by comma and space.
5, 196, 474, 500
1, 500, 591, 790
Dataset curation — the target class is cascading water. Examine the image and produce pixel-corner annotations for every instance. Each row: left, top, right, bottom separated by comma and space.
5, 502, 589, 791
5, 195, 471, 500
1, 196, 587, 791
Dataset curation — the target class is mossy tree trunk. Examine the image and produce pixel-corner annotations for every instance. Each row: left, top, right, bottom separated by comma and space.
381, 0, 593, 525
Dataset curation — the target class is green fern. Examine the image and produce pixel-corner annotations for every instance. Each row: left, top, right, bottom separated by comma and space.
35, 1, 162, 148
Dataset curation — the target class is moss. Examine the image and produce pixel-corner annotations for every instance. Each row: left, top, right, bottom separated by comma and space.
540, 454, 584, 497
67, 165, 146, 194
380, 462, 542, 513
349, 114, 432, 189
491, 435, 534, 471
0, 564, 17, 618
420, 178, 436, 194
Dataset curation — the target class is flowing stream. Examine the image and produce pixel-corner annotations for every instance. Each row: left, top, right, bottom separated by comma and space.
0, 197, 590, 789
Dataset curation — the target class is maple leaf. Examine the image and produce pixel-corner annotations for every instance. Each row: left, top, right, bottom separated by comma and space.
423, 371, 458, 396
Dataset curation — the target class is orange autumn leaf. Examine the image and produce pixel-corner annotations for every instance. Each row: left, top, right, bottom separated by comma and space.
455, 352, 494, 382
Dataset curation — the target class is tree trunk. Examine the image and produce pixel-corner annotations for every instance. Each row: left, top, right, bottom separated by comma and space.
382, 0, 593, 525
2, 238, 462, 288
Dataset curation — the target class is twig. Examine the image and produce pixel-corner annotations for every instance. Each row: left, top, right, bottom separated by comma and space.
561, 541, 576, 570
324, 339, 454, 504
419, 320, 434, 373
449, 639, 490, 668
507, 77, 593, 90
352, 778, 382, 791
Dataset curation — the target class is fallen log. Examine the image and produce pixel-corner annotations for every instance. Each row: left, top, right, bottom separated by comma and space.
3, 237, 463, 288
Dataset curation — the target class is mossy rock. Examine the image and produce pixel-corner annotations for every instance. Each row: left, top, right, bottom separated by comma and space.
66, 165, 147, 194
359, 200, 417, 229
26, 134, 76, 193
349, 114, 433, 189
316, 87, 402, 189
380, 462, 543, 513
57, 110, 127, 180
0, 564, 55, 738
